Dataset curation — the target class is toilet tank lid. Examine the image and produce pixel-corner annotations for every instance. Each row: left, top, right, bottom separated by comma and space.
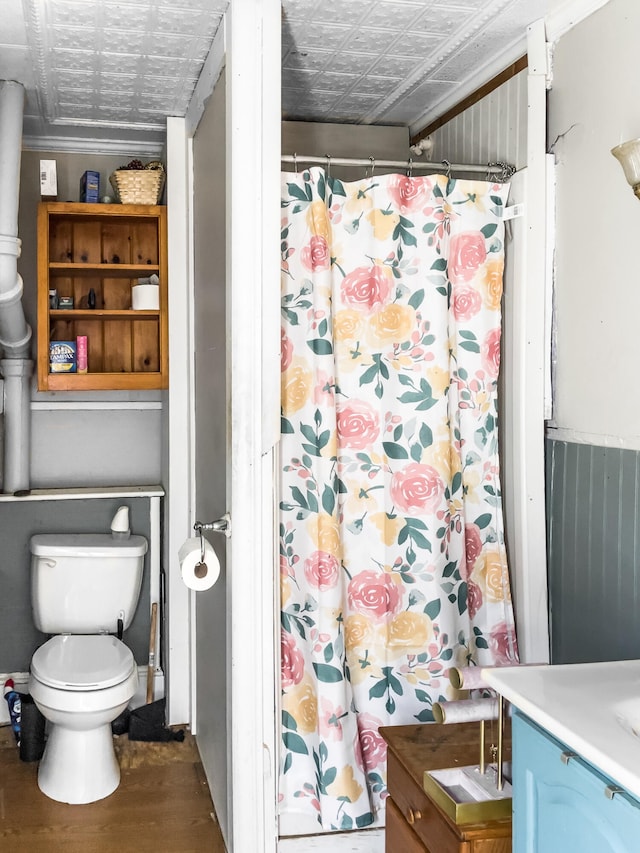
30, 533, 148, 558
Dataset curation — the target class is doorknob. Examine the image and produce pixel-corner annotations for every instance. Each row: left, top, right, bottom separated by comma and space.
194, 514, 231, 538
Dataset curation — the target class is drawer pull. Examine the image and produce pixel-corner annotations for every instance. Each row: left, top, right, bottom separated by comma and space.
560, 751, 577, 765
407, 808, 423, 825
605, 785, 625, 800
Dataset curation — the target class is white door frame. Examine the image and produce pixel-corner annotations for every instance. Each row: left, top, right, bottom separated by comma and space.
515, 22, 550, 665
225, 2, 281, 849
165, 115, 195, 727
166, 3, 280, 848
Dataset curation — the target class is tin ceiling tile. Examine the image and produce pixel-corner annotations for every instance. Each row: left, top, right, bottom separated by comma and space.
367, 55, 423, 77
351, 76, 404, 96
345, 28, 404, 53
283, 49, 334, 72
318, 52, 377, 75
361, 2, 424, 29
50, 50, 97, 72
3, 0, 569, 148
285, 22, 352, 50
391, 32, 447, 56
50, 1, 99, 27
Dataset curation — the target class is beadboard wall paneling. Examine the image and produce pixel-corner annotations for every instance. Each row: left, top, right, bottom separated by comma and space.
429, 71, 527, 173
546, 439, 640, 664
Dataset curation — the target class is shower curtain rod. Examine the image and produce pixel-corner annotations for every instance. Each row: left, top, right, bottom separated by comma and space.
281, 154, 515, 179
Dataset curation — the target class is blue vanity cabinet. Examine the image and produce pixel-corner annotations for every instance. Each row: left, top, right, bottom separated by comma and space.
512, 711, 640, 853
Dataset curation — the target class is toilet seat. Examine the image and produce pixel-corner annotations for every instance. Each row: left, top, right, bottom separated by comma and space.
31, 635, 134, 690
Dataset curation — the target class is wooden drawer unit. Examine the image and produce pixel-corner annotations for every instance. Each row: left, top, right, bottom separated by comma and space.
381, 723, 512, 853
385, 797, 429, 852
37, 202, 168, 391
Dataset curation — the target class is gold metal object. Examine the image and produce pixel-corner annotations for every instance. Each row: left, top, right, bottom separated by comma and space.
497, 694, 504, 791
407, 808, 422, 824
422, 694, 512, 824
423, 766, 512, 824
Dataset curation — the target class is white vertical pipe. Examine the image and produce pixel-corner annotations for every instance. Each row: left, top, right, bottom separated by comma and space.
0, 82, 24, 235
0, 82, 31, 359
1, 359, 32, 492
0, 80, 33, 492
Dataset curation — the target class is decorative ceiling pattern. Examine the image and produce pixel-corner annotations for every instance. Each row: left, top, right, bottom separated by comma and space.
281, 0, 544, 129
0, 0, 606, 151
4, 0, 228, 149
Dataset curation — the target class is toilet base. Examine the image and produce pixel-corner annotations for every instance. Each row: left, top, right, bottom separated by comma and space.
38, 721, 120, 804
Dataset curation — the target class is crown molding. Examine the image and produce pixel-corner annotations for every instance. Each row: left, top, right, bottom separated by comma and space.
22, 134, 164, 156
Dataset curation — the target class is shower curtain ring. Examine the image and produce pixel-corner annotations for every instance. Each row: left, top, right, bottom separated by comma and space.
442, 159, 452, 178
407, 157, 413, 177
293, 152, 298, 173
325, 154, 331, 177
369, 156, 375, 178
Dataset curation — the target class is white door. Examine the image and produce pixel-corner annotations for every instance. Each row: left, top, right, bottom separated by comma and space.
191, 53, 230, 843
186, 3, 281, 851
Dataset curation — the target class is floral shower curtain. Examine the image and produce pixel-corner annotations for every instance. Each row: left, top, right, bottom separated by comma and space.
279, 166, 518, 831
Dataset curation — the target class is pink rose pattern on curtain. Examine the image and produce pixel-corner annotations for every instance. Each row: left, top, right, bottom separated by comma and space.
279, 167, 518, 830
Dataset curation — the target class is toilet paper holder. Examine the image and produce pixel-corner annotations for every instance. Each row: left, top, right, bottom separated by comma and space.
194, 515, 231, 561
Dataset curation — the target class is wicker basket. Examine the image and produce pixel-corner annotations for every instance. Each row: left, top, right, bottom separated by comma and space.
109, 169, 165, 205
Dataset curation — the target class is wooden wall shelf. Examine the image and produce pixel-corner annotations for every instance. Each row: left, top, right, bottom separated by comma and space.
37, 202, 168, 391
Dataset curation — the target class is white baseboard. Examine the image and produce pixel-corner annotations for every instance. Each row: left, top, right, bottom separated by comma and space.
0, 666, 165, 727
278, 829, 384, 852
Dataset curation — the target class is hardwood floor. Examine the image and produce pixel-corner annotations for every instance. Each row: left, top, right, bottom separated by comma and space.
0, 723, 226, 852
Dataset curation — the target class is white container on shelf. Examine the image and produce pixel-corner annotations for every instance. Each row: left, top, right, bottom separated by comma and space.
131, 284, 159, 310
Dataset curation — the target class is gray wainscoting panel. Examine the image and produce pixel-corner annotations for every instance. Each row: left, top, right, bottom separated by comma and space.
546, 439, 640, 664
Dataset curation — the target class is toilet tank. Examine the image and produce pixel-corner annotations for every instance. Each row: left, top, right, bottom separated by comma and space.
30, 533, 148, 634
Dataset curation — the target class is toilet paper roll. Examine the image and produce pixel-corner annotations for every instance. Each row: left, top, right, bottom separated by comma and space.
178, 537, 220, 591
449, 666, 492, 691
432, 698, 499, 725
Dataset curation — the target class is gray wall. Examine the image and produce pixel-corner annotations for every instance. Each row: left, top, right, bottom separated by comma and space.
17, 149, 163, 489
545, 0, 640, 665
0, 496, 153, 672
282, 120, 410, 180
548, 0, 640, 440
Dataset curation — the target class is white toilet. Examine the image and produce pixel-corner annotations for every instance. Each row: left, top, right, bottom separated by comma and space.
28, 524, 147, 805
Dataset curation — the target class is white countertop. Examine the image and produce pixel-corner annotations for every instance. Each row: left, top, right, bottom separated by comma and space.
482, 660, 640, 801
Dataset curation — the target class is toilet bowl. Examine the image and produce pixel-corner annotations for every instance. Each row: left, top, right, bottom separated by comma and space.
29, 634, 138, 804
28, 523, 147, 804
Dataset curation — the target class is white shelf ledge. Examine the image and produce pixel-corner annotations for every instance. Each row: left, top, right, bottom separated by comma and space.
0, 485, 164, 502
